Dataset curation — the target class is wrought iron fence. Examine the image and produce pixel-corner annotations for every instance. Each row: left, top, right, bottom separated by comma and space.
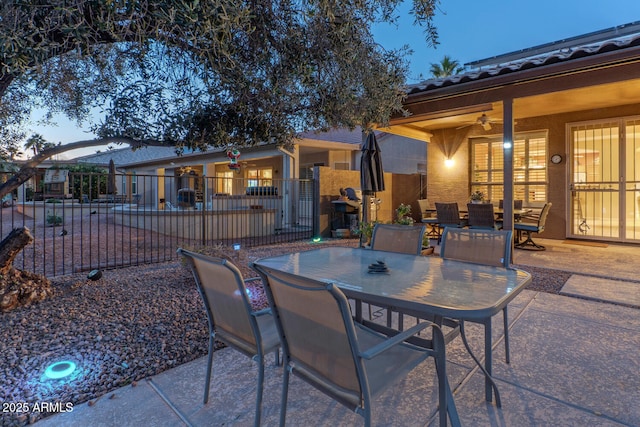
1, 172, 316, 277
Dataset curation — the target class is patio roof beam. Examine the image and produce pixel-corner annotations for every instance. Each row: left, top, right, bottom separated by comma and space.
375, 124, 433, 142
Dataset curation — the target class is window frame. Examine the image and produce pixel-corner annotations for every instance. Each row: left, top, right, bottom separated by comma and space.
470, 131, 548, 207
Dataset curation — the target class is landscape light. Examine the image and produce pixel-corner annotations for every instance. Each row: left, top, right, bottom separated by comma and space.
312, 237, 321, 243
44, 361, 76, 380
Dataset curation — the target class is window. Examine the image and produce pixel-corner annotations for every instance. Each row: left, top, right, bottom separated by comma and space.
299, 166, 315, 200
471, 132, 548, 206
247, 167, 273, 187
129, 174, 138, 195
215, 171, 234, 194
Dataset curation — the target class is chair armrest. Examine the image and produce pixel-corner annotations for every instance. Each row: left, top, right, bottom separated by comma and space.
252, 308, 272, 317
360, 321, 439, 360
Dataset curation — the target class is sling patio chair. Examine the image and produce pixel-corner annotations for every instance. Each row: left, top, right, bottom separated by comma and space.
177, 248, 281, 427
369, 223, 426, 254
514, 202, 552, 250
255, 266, 460, 427
439, 228, 514, 364
368, 223, 426, 324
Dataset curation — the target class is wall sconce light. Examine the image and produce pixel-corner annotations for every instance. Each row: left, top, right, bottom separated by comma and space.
444, 158, 455, 167
503, 141, 512, 149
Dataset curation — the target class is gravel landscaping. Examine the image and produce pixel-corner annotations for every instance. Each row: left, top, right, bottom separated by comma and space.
1, 238, 571, 426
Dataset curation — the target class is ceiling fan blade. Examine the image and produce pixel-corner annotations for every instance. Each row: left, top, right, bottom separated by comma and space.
482, 122, 492, 131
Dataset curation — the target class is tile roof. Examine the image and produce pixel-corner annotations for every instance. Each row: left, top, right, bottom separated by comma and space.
407, 23, 640, 96
74, 146, 218, 167
297, 126, 386, 146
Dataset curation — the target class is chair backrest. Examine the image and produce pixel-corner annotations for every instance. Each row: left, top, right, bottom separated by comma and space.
536, 202, 552, 231
258, 267, 364, 407
435, 202, 462, 227
499, 199, 523, 210
466, 203, 496, 229
370, 223, 425, 254
177, 248, 260, 352
417, 199, 431, 217
440, 228, 512, 267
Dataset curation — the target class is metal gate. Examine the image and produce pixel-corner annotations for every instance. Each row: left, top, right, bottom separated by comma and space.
569, 118, 640, 241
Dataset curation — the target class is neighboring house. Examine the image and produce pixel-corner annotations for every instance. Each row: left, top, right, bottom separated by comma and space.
383, 21, 640, 244
74, 127, 425, 209
13, 158, 78, 202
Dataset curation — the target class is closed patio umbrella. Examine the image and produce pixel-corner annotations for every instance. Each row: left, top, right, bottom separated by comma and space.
107, 159, 117, 195
360, 131, 385, 225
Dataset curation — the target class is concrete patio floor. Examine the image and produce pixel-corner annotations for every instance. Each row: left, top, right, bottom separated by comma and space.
36, 238, 640, 426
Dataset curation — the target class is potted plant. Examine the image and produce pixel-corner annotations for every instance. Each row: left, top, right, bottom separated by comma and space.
353, 221, 378, 246
395, 203, 414, 225
469, 190, 485, 204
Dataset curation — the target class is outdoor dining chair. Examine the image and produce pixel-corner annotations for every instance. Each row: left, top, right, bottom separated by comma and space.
369, 223, 426, 254
177, 248, 280, 427
514, 202, 552, 250
499, 199, 523, 210
418, 199, 440, 240
466, 203, 498, 229
368, 223, 426, 324
439, 228, 514, 363
435, 203, 468, 242
255, 266, 459, 427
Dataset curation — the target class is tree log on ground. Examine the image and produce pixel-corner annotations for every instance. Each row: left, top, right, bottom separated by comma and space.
0, 227, 53, 312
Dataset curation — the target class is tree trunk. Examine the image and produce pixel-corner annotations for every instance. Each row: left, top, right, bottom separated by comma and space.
0, 227, 34, 275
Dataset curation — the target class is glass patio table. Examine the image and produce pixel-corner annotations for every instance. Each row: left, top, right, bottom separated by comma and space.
252, 246, 531, 404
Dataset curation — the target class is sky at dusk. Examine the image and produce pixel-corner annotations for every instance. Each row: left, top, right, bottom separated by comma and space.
31, 1, 640, 158
373, 0, 640, 83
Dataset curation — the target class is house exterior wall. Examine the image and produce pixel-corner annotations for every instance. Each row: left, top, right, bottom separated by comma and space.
424, 102, 640, 240
425, 139, 470, 209
317, 167, 393, 236
377, 135, 427, 175
316, 167, 425, 236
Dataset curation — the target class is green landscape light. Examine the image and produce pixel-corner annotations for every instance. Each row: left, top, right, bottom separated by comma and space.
312, 237, 321, 243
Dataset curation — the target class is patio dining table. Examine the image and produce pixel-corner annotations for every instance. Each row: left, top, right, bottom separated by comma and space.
252, 246, 532, 404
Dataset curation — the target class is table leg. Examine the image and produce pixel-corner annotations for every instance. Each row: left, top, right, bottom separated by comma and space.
459, 320, 501, 406
484, 318, 493, 403
354, 299, 363, 323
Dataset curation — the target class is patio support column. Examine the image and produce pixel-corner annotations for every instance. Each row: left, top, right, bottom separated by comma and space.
503, 98, 515, 254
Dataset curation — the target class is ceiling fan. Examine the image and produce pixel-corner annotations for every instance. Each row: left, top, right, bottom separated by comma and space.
457, 113, 502, 131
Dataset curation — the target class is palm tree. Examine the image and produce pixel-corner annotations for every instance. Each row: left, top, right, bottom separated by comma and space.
429, 55, 464, 78
24, 133, 46, 156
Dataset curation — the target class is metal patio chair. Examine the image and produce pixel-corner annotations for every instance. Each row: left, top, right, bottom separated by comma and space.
368, 223, 426, 324
435, 203, 468, 242
418, 199, 440, 240
177, 248, 280, 427
440, 228, 514, 363
514, 202, 552, 250
466, 202, 498, 229
499, 199, 523, 210
370, 223, 426, 254
256, 266, 459, 427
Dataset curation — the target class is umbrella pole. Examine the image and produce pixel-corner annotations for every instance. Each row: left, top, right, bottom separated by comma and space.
360, 194, 370, 248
